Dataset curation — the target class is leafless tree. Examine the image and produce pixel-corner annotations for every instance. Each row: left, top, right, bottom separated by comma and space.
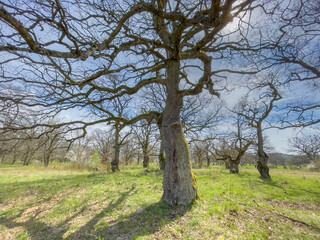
121, 135, 139, 166
0, 0, 274, 205
208, 114, 253, 173
261, 0, 320, 127
132, 120, 159, 168
38, 126, 68, 166
0, 118, 68, 166
91, 128, 114, 166
290, 134, 320, 170
143, 83, 223, 170
237, 75, 282, 179
66, 134, 94, 168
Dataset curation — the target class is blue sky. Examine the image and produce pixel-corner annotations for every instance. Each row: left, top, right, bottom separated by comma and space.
1, 0, 319, 154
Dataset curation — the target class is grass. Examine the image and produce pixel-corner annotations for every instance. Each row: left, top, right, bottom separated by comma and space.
0, 164, 319, 240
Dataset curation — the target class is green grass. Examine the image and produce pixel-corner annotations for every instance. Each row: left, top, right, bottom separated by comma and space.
0, 164, 319, 240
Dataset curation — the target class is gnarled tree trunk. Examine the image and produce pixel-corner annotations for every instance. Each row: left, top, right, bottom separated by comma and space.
162, 60, 198, 206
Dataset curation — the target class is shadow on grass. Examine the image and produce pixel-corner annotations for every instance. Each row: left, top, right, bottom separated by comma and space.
69, 200, 190, 240
121, 168, 164, 178
0, 179, 191, 240
261, 178, 320, 197
0, 173, 109, 203
0, 186, 135, 239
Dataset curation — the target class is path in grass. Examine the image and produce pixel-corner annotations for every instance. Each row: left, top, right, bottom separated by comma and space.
0, 165, 319, 239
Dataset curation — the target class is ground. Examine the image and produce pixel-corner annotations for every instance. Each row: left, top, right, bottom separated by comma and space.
0, 164, 319, 239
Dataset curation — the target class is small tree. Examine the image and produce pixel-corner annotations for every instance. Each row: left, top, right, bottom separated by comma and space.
238, 75, 282, 179
66, 136, 94, 168
290, 134, 320, 171
132, 120, 158, 168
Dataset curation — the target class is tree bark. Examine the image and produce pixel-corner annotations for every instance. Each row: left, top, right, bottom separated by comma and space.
198, 152, 203, 168
225, 160, 231, 169
257, 123, 270, 179
159, 138, 166, 170
11, 152, 17, 165
44, 156, 50, 167
206, 151, 210, 167
43, 150, 53, 167
230, 160, 240, 174
142, 148, 149, 168
162, 60, 198, 206
157, 118, 166, 170
111, 126, 120, 172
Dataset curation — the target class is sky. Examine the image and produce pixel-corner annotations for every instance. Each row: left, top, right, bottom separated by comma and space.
1, 0, 319, 155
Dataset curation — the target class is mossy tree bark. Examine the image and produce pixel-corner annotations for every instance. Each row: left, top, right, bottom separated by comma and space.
162, 60, 198, 206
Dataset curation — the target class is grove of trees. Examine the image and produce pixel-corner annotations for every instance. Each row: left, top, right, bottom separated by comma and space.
0, 0, 319, 206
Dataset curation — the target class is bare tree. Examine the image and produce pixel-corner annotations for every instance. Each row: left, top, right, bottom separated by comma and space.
132, 120, 159, 168
0, 106, 68, 166
91, 128, 114, 168
66, 135, 94, 168
0, 0, 272, 205
143, 83, 223, 171
238, 76, 282, 179
261, 0, 320, 127
208, 133, 252, 174
121, 135, 139, 166
39, 127, 68, 167
290, 134, 320, 170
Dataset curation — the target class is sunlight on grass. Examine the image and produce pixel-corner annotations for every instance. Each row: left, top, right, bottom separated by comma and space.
0, 165, 319, 239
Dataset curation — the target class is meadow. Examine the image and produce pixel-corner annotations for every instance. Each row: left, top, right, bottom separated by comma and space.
0, 164, 319, 240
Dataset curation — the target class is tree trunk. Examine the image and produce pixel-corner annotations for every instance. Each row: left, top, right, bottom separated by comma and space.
11, 153, 17, 165
158, 126, 166, 170
44, 150, 53, 167
198, 152, 203, 168
159, 139, 166, 170
22, 152, 31, 166
44, 156, 50, 167
257, 123, 270, 179
142, 148, 149, 168
230, 160, 240, 174
162, 60, 198, 206
225, 160, 231, 169
111, 126, 120, 172
206, 151, 210, 167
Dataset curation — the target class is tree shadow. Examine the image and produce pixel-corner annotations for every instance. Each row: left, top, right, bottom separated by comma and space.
121, 169, 163, 178
0, 173, 109, 203
0, 186, 137, 240
1, 184, 191, 239
70, 200, 191, 240
262, 179, 320, 197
